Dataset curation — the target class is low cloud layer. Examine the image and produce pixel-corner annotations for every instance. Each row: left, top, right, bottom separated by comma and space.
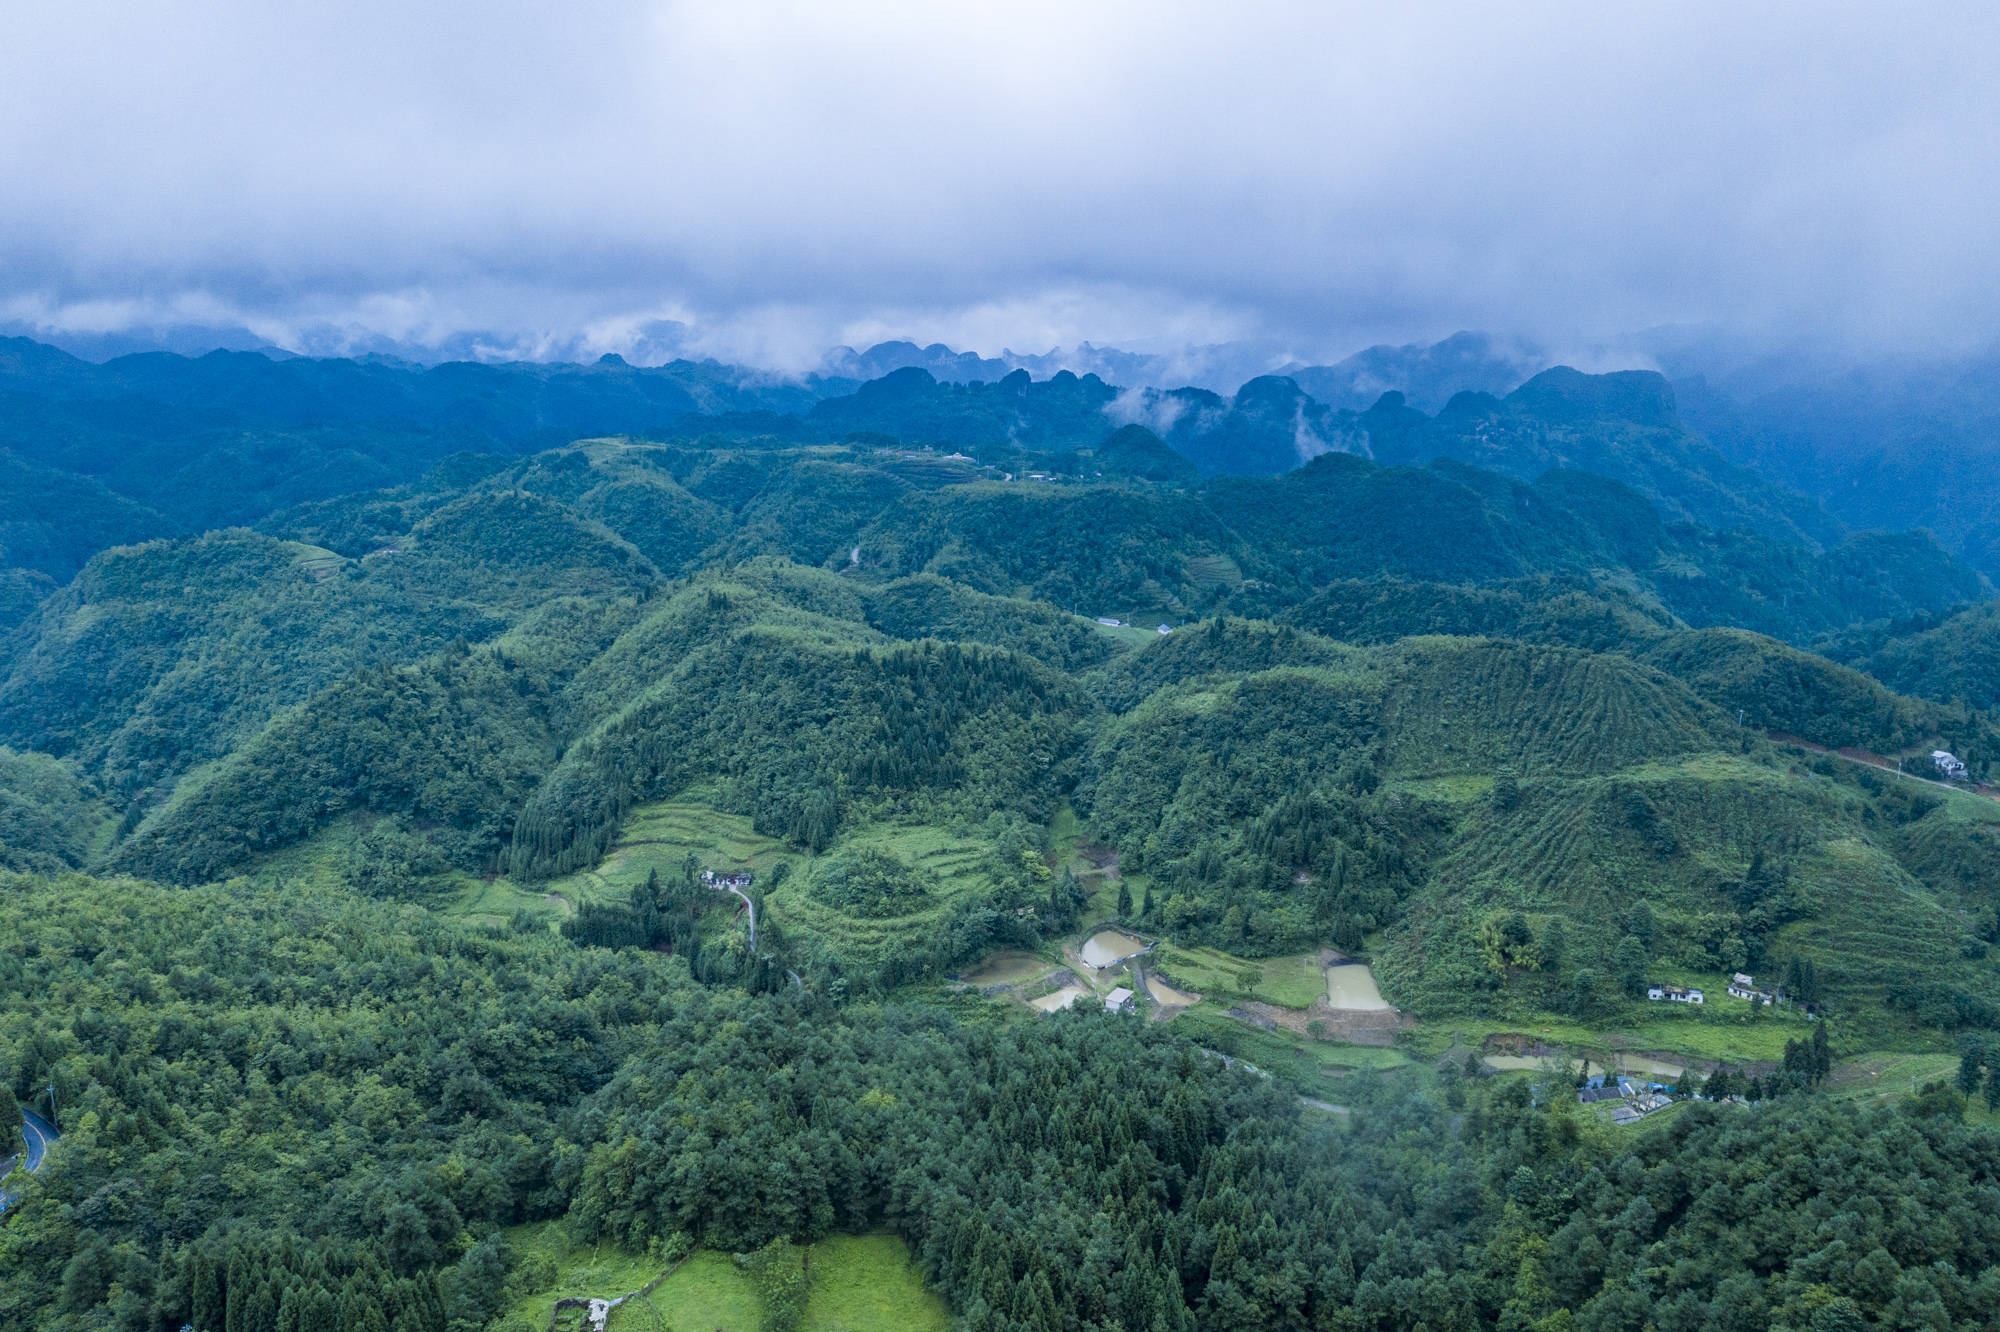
6, 2, 1997, 366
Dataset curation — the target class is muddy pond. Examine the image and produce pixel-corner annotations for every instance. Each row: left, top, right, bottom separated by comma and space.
1080, 929, 1150, 969
1145, 975, 1200, 1007
961, 951, 1049, 985
1325, 964, 1393, 1011
1030, 986, 1087, 1012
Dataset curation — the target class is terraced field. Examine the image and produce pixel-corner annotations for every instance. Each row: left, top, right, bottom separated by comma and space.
1183, 552, 1243, 594
776, 821, 1001, 970
542, 796, 796, 912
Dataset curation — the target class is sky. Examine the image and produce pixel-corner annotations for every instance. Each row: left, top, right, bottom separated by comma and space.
4, 1, 1998, 370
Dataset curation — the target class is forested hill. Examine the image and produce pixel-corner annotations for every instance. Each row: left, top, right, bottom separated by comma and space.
695, 362, 1847, 546
0, 335, 1897, 630
6, 349, 2000, 1331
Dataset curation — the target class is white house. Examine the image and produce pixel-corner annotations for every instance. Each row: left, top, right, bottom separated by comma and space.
1728, 972, 1779, 1003
1095, 616, 1122, 627
1104, 987, 1135, 1013
1932, 750, 1970, 781
1157, 624, 1173, 635
1647, 984, 1703, 1004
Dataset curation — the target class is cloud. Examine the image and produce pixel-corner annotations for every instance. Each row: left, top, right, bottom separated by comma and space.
4, 2, 1998, 363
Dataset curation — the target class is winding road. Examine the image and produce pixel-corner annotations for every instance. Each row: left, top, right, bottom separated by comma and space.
714, 883, 756, 950
0, 1109, 59, 1216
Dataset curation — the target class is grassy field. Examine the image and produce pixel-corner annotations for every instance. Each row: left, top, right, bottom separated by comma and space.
443, 875, 574, 928
1824, 1051, 2000, 1126
1171, 1005, 1412, 1091
1087, 617, 1174, 649
1389, 774, 1495, 804
621, 1251, 760, 1331
510, 796, 1013, 971
242, 812, 520, 918
541, 796, 796, 914
497, 1220, 667, 1332
1153, 944, 1328, 1009
776, 819, 1003, 970
800, 1234, 952, 1332
1402, 1009, 1825, 1067
497, 1225, 947, 1332
1182, 553, 1243, 596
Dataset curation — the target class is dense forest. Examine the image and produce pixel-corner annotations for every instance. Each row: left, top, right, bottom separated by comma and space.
6, 876, 1999, 1332
5, 343, 2000, 1329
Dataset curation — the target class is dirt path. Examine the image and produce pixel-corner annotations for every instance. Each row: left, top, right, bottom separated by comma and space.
1769, 731, 1999, 803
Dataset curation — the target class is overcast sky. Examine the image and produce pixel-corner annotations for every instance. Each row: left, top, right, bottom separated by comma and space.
4, 2, 1997, 368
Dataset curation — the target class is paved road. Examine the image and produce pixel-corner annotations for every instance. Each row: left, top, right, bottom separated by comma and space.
0, 1109, 59, 1216
714, 884, 756, 950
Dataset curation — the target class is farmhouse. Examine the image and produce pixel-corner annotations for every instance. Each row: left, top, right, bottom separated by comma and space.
1156, 624, 1173, 635
1578, 1085, 1623, 1104
1647, 983, 1703, 1004
1932, 749, 1970, 780
1726, 972, 1780, 1003
1095, 616, 1122, 627
1104, 987, 1135, 1013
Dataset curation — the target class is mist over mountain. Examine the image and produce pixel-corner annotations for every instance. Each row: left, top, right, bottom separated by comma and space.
11, 7, 2000, 1330
7, 335, 2000, 1332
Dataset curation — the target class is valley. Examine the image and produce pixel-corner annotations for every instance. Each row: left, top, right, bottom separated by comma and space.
3, 348, 1999, 1331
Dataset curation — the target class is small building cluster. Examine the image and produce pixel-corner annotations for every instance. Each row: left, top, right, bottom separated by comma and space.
1578, 1074, 1676, 1124
1611, 1090, 1675, 1125
1932, 749, 1970, 781
1646, 983, 1704, 1004
701, 869, 754, 890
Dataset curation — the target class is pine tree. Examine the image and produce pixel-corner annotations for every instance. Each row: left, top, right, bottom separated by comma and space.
1117, 878, 1133, 919
1538, 918, 1568, 976
191, 1250, 226, 1332
1613, 935, 1650, 998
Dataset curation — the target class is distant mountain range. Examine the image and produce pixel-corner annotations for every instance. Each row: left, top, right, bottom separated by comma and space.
4, 324, 1997, 609
812, 329, 1549, 404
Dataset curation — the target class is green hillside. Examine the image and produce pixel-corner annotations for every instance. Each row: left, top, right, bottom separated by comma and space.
5, 366, 2000, 1332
